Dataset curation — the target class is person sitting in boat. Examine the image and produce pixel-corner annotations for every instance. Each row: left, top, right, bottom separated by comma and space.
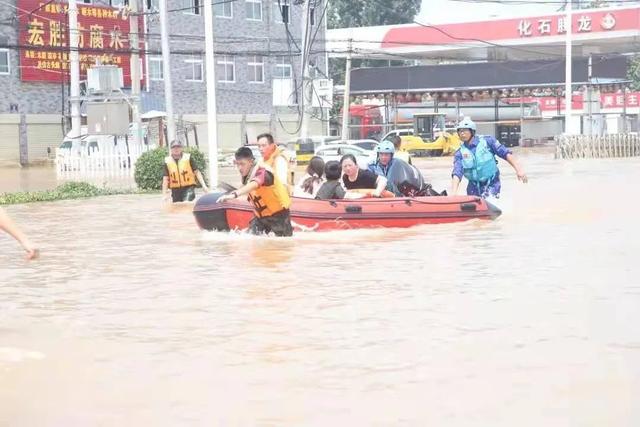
256, 132, 293, 193
391, 135, 412, 165
368, 140, 437, 197
340, 154, 388, 198
293, 156, 325, 199
216, 146, 293, 237
451, 117, 528, 199
162, 140, 209, 203
315, 161, 346, 200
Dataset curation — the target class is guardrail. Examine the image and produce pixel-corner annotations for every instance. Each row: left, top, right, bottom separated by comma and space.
555, 134, 640, 159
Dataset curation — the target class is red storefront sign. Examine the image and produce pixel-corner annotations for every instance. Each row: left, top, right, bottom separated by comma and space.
17, 0, 141, 85
381, 8, 640, 48
506, 92, 640, 112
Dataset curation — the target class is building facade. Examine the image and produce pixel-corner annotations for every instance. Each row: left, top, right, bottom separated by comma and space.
0, 0, 328, 165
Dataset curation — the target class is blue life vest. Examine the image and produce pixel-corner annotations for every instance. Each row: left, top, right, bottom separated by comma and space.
459, 137, 498, 183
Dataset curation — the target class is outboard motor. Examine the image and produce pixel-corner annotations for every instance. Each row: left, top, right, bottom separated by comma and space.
193, 192, 230, 231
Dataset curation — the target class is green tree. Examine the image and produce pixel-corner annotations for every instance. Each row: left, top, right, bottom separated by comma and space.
327, 0, 421, 30
327, 0, 422, 85
628, 56, 640, 91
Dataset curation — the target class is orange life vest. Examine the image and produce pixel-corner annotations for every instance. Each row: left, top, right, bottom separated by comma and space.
246, 165, 291, 218
263, 147, 294, 186
165, 153, 196, 189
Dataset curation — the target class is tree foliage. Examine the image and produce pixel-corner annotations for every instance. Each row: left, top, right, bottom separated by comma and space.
327, 0, 422, 29
628, 56, 640, 91
327, 0, 422, 85
134, 147, 208, 191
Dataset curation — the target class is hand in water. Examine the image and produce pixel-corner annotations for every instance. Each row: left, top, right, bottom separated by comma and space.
25, 248, 39, 260
517, 171, 528, 183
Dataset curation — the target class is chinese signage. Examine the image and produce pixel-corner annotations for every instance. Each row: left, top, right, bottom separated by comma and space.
517, 12, 617, 37
17, 0, 141, 84
381, 8, 639, 48
507, 92, 640, 112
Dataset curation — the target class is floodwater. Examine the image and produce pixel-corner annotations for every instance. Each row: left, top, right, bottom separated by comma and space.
1, 150, 639, 426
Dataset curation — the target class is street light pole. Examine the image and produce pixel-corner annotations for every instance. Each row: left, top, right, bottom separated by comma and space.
564, 0, 573, 134
203, 0, 219, 188
159, 0, 175, 145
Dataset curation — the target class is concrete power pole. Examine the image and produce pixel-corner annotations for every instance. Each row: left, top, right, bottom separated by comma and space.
68, 0, 81, 139
299, 0, 313, 139
129, 0, 142, 145
159, 0, 176, 144
340, 39, 353, 140
564, 0, 573, 134
203, 0, 219, 187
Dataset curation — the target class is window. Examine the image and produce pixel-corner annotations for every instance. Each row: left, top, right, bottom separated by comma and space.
216, 55, 235, 82
110, 0, 125, 7
245, 0, 262, 21
184, 0, 201, 15
273, 57, 292, 78
0, 49, 9, 74
273, 0, 289, 24
149, 56, 163, 80
247, 56, 264, 83
214, 0, 232, 17
185, 57, 203, 81
82, 0, 92, 3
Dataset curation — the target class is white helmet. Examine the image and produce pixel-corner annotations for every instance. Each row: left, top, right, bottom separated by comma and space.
456, 117, 477, 132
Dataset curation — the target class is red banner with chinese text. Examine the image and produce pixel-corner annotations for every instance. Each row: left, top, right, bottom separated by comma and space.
17, 0, 142, 85
506, 92, 640, 112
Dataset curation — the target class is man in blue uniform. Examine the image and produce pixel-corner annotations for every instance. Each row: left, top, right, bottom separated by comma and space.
451, 118, 528, 198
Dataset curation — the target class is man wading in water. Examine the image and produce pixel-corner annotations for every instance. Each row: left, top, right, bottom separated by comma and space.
217, 146, 293, 237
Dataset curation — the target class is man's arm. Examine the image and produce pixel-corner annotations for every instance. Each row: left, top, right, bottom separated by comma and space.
162, 176, 170, 201
194, 170, 209, 192
505, 154, 528, 183
217, 180, 259, 203
451, 152, 463, 195
373, 175, 388, 197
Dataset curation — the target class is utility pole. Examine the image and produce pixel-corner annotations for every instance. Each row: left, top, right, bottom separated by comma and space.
203, 0, 219, 187
299, 0, 313, 139
340, 39, 353, 140
159, 0, 175, 144
129, 0, 142, 145
587, 54, 592, 135
564, 0, 573, 134
68, 0, 81, 140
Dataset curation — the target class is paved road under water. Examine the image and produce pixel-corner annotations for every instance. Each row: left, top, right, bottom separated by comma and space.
1, 152, 639, 426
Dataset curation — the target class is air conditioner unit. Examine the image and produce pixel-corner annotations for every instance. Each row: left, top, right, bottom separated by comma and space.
87, 66, 124, 94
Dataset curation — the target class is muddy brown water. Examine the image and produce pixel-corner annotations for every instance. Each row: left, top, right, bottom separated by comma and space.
1, 150, 639, 425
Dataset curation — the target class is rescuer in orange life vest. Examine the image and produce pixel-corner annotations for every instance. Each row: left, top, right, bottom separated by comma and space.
162, 140, 209, 203
216, 146, 293, 237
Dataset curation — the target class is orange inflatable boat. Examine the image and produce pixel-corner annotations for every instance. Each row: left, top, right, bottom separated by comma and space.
193, 192, 501, 232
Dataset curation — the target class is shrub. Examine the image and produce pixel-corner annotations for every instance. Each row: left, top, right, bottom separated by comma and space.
0, 182, 141, 205
134, 147, 208, 190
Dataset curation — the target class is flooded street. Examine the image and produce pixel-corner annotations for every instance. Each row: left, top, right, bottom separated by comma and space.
1, 151, 640, 426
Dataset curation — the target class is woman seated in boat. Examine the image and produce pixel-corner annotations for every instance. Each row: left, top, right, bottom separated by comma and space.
315, 161, 346, 200
340, 154, 388, 198
293, 156, 325, 199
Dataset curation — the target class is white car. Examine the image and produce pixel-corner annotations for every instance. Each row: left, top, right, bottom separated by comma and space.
314, 144, 376, 169
380, 129, 414, 142
327, 139, 380, 151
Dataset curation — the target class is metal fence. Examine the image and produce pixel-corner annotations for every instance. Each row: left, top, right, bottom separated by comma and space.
555, 134, 640, 159
55, 141, 152, 180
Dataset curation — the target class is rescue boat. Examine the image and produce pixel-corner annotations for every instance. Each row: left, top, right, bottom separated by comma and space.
193, 192, 501, 232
